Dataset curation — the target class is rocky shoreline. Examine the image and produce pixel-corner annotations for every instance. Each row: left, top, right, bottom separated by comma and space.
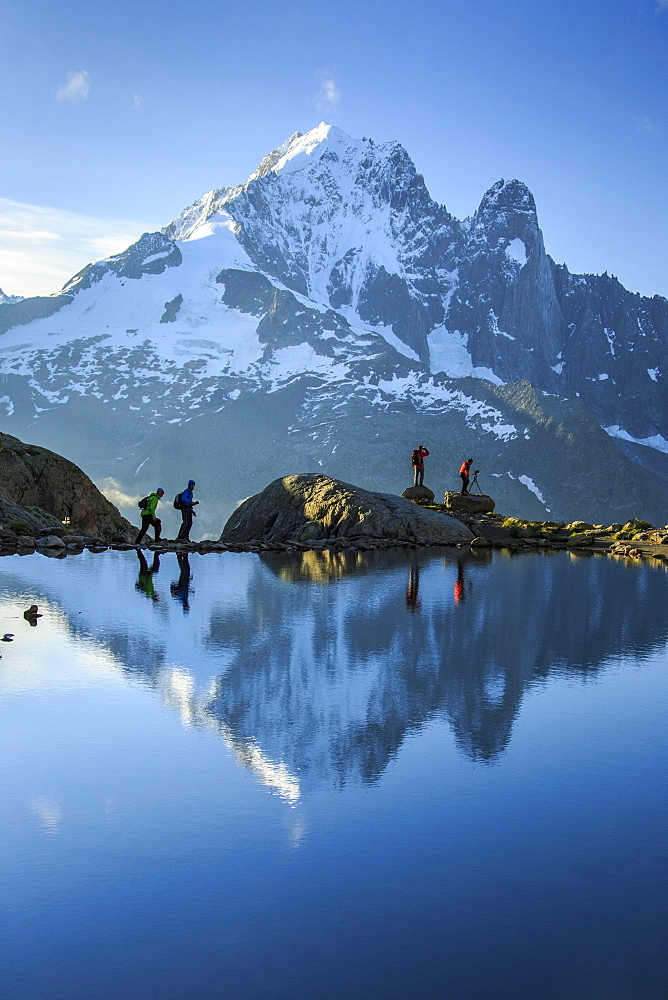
2, 511, 668, 566
1, 444, 666, 566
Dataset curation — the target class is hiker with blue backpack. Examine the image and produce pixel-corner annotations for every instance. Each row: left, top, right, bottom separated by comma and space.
135, 488, 164, 543
176, 480, 199, 541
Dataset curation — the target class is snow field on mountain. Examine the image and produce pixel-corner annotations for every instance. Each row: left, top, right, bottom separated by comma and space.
0, 229, 265, 381
427, 326, 501, 383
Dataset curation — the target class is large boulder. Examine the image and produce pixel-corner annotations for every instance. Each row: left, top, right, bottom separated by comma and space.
444, 491, 496, 514
222, 474, 474, 545
0, 432, 133, 540
401, 485, 435, 503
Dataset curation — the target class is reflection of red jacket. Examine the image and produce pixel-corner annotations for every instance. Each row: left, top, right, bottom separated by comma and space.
459, 461, 471, 477
413, 447, 430, 467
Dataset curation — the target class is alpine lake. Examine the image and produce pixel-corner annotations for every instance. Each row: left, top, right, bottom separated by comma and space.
1, 544, 667, 1000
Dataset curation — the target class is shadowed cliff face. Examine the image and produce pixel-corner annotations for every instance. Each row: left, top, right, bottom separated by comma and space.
0, 432, 132, 538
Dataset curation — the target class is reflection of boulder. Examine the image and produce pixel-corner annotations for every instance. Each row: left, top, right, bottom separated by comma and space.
260, 547, 415, 584
0, 432, 132, 539
444, 492, 495, 514
221, 474, 473, 545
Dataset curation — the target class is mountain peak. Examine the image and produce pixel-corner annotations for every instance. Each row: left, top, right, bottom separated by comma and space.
478, 178, 536, 216
246, 122, 359, 183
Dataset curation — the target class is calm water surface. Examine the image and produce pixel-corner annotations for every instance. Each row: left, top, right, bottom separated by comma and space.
1, 547, 667, 999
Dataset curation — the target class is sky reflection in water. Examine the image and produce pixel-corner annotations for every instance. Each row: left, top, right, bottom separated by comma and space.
1, 548, 667, 1000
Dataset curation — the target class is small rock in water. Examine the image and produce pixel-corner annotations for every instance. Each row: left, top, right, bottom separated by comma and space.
24, 605, 43, 624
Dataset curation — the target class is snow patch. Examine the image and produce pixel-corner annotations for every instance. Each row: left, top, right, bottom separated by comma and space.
518, 475, 547, 505
604, 425, 668, 455
428, 326, 502, 383
489, 310, 515, 341
603, 328, 616, 357
505, 238, 527, 267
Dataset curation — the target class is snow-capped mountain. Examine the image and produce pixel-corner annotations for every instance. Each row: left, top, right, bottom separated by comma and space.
0, 288, 23, 305
1, 123, 667, 530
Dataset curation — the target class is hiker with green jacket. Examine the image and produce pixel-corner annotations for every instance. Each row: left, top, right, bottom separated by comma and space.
136, 488, 164, 544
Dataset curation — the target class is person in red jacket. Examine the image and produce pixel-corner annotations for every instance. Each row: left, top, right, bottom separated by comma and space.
411, 445, 430, 486
460, 458, 473, 494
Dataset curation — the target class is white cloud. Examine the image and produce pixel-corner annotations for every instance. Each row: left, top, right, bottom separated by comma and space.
634, 115, 658, 133
57, 69, 91, 102
0, 198, 157, 297
315, 74, 341, 113
131, 93, 144, 111
96, 477, 140, 507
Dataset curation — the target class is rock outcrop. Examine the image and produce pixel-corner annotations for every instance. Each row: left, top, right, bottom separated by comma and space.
0, 495, 63, 536
401, 485, 435, 503
444, 492, 496, 514
221, 474, 474, 545
0, 432, 133, 539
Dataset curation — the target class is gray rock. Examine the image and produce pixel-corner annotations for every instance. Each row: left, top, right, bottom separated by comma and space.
401, 485, 435, 503
221, 474, 474, 545
444, 492, 496, 514
298, 520, 326, 541
34, 534, 66, 548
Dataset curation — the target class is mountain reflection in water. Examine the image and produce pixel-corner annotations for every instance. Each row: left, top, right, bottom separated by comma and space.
2, 548, 667, 798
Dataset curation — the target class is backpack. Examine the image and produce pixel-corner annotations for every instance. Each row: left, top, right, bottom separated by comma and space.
412, 449, 421, 466
138, 495, 150, 510
173, 493, 183, 510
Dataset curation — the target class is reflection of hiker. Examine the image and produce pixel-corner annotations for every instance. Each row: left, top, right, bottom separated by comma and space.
136, 489, 164, 543
454, 562, 466, 606
405, 562, 421, 612
170, 553, 192, 612
412, 445, 430, 487
459, 459, 473, 494
135, 550, 160, 601
177, 480, 199, 541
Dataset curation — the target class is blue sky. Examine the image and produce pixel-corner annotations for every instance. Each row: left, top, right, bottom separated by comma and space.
1, 0, 666, 298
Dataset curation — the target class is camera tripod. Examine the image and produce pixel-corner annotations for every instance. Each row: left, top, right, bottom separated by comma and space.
469, 470, 483, 495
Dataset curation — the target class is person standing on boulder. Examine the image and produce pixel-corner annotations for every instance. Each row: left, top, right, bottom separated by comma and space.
135, 488, 164, 544
412, 445, 430, 487
460, 459, 473, 494
177, 480, 199, 541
